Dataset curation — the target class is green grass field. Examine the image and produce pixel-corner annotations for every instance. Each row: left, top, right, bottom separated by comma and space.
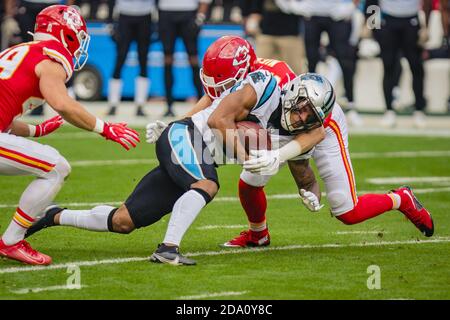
0, 127, 449, 300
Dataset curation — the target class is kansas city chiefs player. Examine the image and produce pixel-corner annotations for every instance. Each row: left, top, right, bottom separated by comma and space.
0, 5, 139, 266
149, 36, 434, 249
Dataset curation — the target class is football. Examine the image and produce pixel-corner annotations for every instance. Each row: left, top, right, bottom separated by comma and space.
236, 121, 271, 153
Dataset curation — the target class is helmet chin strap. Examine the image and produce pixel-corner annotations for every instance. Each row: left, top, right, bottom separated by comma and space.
32, 32, 59, 42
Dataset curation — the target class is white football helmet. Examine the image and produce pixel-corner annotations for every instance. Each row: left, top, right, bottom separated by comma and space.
280, 73, 335, 134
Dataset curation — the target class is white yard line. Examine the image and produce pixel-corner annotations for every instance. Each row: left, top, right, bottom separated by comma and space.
334, 231, 389, 235
367, 176, 450, 184
350, 150, 450, 159
196, 225, 247, 230
1, 187, 450, 209
10, 285, 86, 294
71, 159, 156, 167
1, 237, 449, 275
177, 291, 249, 300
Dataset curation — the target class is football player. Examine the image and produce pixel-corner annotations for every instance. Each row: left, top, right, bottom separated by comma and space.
0, 5, 139, 266
152, 35, 434, 248
25, 37, 325, 266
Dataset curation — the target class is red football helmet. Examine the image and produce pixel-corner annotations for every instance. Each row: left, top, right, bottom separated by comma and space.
200, 36, 257, 99
34, 5, 90, 70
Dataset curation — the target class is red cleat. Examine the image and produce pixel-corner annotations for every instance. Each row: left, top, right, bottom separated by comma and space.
392, 186, 434, 237
0, 239, 52, 265
222, 229, 270, 248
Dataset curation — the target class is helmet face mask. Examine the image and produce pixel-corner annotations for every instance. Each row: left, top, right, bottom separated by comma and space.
281, 90, 324, 134
281, 73, 335, 134
201, 36, 256, 100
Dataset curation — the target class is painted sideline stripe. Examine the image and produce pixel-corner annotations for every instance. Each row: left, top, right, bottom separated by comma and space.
65, 150, 450, 167
196, 225, 247, 230
10, 285, 85, 294
1, 187, 450, 209
178, 291, 249, 300
1, 237, 449, 275
367, 176, 450, 184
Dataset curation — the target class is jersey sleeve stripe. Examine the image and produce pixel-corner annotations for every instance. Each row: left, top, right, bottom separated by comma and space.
43, 47, 73, 81
253, 75, 277, 111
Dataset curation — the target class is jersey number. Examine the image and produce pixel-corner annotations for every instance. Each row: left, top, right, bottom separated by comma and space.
0, 45, 30, 80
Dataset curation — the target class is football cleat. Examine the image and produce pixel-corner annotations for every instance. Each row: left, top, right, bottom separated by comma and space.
150, 244, 196, 266
391, 186, 434, 237
0, 239, 52, 265
25, 205, 64, 238
221, 229, 270, 248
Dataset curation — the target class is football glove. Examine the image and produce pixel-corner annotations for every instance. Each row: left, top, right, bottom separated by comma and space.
101, 122, 140, 150
243, 149, 281, 176
31, 115, 64, 137
146, 120, 167, 144
299, 189, 324, 212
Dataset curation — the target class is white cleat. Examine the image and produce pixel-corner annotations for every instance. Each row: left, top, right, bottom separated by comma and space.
381, 110, 397, 128
347, 109, 364, 127
413, 111, 426, 129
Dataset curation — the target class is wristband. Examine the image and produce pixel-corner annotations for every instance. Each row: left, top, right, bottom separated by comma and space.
93, 118, 105, 133
278, 140, 302, 163
28, 124, 36, 137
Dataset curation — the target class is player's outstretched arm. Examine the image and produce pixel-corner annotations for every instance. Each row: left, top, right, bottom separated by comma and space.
36, 60, 139, 150
288, 159, 323, 212
8, 117, 64, 137
207, 84, 257, 163
183, 94, 212, 118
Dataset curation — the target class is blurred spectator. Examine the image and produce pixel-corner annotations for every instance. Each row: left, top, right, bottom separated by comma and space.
277, 0, 363, 126
375, 0, 431, 128
1, 0, 20, 51
248, 0, 306, 74
72, 0, 115, 21
207, 0, 242, 23
158, 0, 211, 117
15, 0, 75, 116
107, 0, 154, 117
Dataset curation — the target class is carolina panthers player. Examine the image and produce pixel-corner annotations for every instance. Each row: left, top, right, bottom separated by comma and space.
24, 39, 325, 266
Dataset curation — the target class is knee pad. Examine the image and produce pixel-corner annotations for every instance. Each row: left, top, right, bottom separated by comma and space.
54, 156, 71, 180
240, 170, 271, 187
327, 190, 353, 216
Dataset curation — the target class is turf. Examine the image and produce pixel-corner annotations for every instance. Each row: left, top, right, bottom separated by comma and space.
0, 127, 449, 300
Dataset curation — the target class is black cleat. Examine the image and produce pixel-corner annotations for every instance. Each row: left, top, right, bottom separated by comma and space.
150, 244, 196, 266
163, 110, 175, 118
107, 106, 117, 116
136, 106, 147, 117
25, 205, 65, 238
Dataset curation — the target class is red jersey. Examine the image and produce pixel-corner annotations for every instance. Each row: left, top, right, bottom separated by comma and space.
0, 40, 74, 131
254, 57, 333, 128
253, 58, 296, 89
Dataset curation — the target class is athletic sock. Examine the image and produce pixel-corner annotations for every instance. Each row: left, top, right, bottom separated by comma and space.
59, 205, 115, 231
238, 179, 267, 232
337, 194, 396, 225
163, 190, 207, 246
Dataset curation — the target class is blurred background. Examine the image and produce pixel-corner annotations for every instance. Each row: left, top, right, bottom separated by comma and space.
1, 0, 449, 129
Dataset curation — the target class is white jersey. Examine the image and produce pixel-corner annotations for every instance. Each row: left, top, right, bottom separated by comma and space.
116, 0, 155, 15
191, 70, 281, 163
380, 0, 420, 17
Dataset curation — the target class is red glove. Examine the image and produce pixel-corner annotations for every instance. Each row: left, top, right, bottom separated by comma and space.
101, 122, 140, 150
31, 115, 64, 137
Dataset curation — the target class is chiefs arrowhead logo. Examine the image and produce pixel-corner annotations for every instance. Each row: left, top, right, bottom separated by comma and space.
233, 46, 250, 67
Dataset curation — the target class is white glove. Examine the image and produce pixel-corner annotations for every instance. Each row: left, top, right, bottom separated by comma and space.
243, 149, 281, 176
300, 189, 324, 212
146, 120, 167, 144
